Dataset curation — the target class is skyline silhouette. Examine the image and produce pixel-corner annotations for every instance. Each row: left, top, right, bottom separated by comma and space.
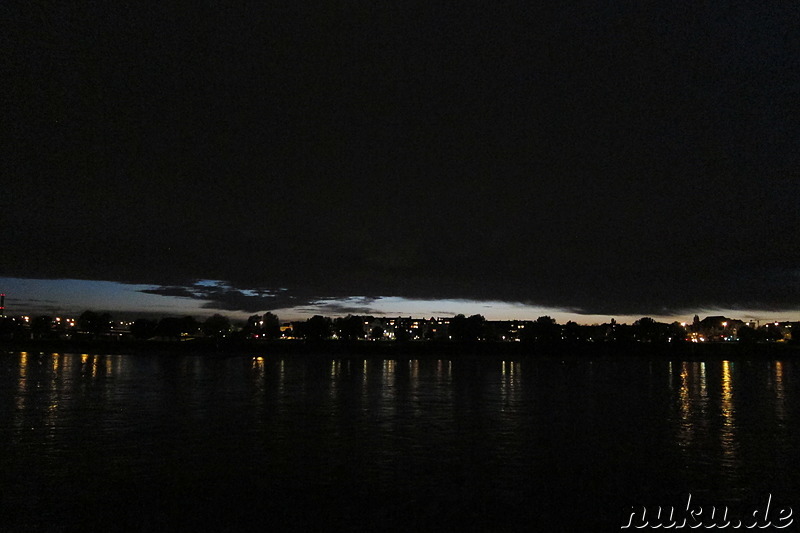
2, 276, 799, 325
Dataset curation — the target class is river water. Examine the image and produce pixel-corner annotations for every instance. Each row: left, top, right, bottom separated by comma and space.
1, 351, 798, 531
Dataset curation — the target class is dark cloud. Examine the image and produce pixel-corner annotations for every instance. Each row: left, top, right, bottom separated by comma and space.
3, 3, 799, 316
7, 298, 59, 304
140, 283, 321, 314
304, 298, 381, 317
296, 305, 377, 316
4, 297, 69, 316
140, 287, 197, 299
140, 284, 383, 316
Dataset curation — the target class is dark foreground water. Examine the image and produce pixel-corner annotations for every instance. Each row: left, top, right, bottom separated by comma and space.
1, 351, 798, 532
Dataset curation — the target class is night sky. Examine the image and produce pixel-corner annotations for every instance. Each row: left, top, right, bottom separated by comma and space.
3, 3, 799, 321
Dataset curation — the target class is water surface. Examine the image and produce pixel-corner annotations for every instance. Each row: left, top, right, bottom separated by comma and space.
1, 352, 798, 531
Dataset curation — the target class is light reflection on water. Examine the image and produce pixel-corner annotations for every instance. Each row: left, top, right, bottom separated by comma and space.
774, 360, 786, 422
720, 360, 738, 478
1, 352, 798, 531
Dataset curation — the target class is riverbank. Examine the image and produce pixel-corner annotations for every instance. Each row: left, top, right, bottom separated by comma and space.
2, 337, 799, 360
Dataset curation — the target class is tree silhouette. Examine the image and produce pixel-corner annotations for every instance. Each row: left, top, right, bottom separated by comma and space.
304, 315, 331, 341
335, 315, 365, 340
737, 325, 757, 343
261, 312, 280, 339
245, 314, 262, 334
667, 322, 686, 342
131, 318, 158, 339
179, 316, 200, 337
522, 316, 561, 343
633, 317, 658, 342
243, 312, 281, 339
78, 311, 112, 337
563, 321, 583, 343
202, 314, 231, 338
449, 314, 485, 341
156, 316, 199, 340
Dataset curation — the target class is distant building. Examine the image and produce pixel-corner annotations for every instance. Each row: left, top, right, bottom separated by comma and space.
697, 316, 743, 341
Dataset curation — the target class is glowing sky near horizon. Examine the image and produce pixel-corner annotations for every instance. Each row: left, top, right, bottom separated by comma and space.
2, 277, 797, 325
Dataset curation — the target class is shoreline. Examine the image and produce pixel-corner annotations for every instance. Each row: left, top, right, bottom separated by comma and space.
2, 338, 799, 360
